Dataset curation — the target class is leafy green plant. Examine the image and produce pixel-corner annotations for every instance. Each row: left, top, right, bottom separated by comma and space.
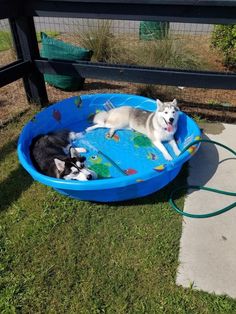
79, 20, 118, 62
0, 31, 13, 51
0, 31, 58, 51
78, 21, 209, 71
135, 36, 204, 70
211, 24, 236, 70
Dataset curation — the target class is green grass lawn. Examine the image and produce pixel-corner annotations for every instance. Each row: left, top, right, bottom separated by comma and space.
0, 31, 13, 51
1, 110, 236, 313
0, 31, 58, 51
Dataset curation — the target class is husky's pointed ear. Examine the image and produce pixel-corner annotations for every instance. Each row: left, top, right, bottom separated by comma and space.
156, 99, 164, 111
172, 99, 177, 106
69, 146, 78, 158
172, 99, 180, 111
54, 158, 65, 172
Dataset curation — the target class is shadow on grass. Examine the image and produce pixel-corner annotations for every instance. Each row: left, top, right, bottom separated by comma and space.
0, 137, 18, 163
0, 165, 33, 212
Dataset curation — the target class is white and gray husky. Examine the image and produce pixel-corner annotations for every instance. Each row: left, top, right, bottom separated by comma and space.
30, 130, 97, 180
86, 99, 181, 161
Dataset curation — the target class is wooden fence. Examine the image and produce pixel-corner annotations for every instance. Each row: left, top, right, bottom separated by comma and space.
0, 0, 236, 106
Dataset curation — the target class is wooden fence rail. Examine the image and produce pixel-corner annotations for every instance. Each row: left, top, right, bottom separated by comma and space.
0, 0, 236, 106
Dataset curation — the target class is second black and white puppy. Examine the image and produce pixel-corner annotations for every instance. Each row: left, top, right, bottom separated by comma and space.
30, 130, 97, 180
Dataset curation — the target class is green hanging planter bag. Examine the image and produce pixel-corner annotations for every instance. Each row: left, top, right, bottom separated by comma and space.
40, 32, 93, 91
139, 21, 169, 40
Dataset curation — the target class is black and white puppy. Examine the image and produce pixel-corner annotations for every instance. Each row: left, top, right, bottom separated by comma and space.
30, 130, 97, 180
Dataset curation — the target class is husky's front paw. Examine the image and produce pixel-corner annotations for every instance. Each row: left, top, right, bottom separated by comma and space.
164, 153, 173, 161
174, 147, 181, 156
106, 132, 112, 138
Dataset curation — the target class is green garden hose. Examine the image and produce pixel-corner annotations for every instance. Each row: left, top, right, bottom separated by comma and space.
169, 139, 236, 218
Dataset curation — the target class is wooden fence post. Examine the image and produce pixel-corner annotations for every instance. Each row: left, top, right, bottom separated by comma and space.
9, 16, 48, 106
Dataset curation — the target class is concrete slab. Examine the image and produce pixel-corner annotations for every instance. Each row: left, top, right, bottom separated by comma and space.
176, 123, 236, 298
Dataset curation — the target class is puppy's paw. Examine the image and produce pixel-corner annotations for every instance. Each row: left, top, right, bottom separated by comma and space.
69, 131, 83, 141
75, 147, 87, 154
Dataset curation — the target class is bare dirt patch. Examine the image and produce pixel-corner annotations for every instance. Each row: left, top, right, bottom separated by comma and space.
0, 49, 16, 67
1, 78, 236, 126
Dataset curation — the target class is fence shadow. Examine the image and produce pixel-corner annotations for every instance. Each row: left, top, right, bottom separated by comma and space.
187, 133, 220, 189
0, 165, 33, 212
0, 137, 33, 212
0, 137, 18, 163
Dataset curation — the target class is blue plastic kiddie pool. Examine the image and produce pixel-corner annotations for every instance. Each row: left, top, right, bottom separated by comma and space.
17, 93, 201, 202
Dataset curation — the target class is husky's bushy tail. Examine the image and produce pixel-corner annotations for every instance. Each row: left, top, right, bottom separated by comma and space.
93, 111, 108, 126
